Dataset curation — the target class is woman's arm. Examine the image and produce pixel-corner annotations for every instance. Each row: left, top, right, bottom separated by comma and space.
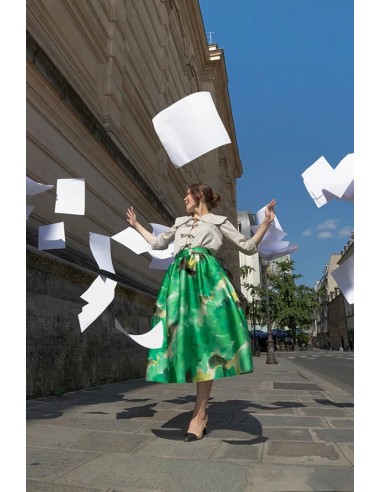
126, 207, 155, 243
126, 207, 176, 250
220, 199, 276, 254
251, 199, 276, 245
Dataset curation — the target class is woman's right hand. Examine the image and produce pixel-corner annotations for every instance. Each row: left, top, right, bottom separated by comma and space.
126, 206, 137, 227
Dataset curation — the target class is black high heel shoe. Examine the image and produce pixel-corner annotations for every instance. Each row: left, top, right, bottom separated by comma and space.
183, 416, 208, 442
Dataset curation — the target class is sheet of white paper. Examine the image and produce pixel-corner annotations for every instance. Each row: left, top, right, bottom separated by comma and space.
149, 256, 175, 270
78, 275, 117, 332
301, 156, 334, 207
255, 206, 283, 233
115, 318, 164, 349
149, 242, 174, 259
55, 178, 85, 215
252, 205, 298, 260
251, 224, 287, 242
322, 153, 354, 200
302, 154, 354, 207
89, 232, 115, 274
152, 91, 231, 168
259, 239, 290, 252
150, 223, 171, 235
26, 176, 54, 196
112, 227, 151, 254
342, 179, 354, 201
38, 222, 66, 250
26, 205, 34, 220
260, 243, 298, 261
331, 255, 354, 304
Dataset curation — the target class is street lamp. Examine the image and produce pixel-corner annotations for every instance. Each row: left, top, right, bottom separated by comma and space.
261, 259, 278, 365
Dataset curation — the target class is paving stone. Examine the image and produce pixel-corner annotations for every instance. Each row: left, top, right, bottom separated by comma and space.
27, 447, 99, 480
262, 427, 312, 442
65, 431, 152, 453
246, 463, 354, 491
53, 454, 251, 492
314, 428, 354, 443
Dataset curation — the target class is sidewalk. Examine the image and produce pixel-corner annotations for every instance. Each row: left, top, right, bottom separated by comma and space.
26, 352, 354, 492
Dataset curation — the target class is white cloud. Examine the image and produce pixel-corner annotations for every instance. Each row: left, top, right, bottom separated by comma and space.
317, 219, 338, 231
302, 229, 313, 236
338, 226, 354, 238
317, 231, 333, 239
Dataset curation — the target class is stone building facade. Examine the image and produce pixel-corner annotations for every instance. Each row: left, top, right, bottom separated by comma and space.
315, 239, 354, 350
26, 0, 243, 397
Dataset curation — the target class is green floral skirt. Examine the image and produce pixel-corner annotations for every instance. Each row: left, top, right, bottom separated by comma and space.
146, 247, 253, 383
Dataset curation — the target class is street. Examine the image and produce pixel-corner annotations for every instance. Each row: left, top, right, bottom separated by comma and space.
276, 349, 354, 395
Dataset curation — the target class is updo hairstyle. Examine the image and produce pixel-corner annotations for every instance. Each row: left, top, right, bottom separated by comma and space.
188, 183, 221, 211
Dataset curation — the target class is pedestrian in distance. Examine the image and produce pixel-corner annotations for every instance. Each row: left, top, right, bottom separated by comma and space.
126, 183, 276, 442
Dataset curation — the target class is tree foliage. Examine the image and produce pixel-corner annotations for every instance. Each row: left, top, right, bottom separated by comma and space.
241, 259, 320, 341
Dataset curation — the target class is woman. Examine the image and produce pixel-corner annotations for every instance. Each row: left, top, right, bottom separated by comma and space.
126, 183, 276, 442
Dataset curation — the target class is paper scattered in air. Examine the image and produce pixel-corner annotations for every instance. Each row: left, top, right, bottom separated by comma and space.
302, 153, 354, 208
259, 241, 298, 261
150, 223, 171, 235
331, 254, 354, 304
112, 225, 174, 262
55, 178, 85, 215
26, 177, 54, 196
152, 91, 231, 168
252, 205, 298, 261
115, 318, 164, 349
89, 232, 115, 274
112, 227, 151, 254
149, 242, 174, 260
78, 275, 117, 332
38, 222, 66, 250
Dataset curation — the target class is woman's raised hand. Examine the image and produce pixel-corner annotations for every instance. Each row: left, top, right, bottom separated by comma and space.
126, 206, 137, 227
265, 199, 276, 223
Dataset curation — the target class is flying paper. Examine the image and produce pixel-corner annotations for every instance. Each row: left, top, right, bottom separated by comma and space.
115, 318, 164, 349
252, 205, 298, 261
89, 232, 115, 274
78, 275, 117, 332
149, 242, 174, 260
26, 176, 54, 196
259, 242, 298, 261
112, 227, 151, 254
331, 254, 354, 304
112, 225, 174, 259
150, 223, 171, 235
255, 207, 284, 236
152, 91, 231, 168
302, 154, 354, 208
55, 178, 85, 215
38, 222, 66, 250
322, 153, 354, 201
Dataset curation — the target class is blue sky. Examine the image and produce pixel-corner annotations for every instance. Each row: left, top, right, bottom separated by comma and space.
199, 0, 354, 287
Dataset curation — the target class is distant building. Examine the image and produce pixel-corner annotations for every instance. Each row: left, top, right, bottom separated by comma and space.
238, 211, 261, 301
315, 237, 354, 350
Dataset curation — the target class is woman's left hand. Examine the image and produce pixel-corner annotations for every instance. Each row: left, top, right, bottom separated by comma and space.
265, 199, 276, 223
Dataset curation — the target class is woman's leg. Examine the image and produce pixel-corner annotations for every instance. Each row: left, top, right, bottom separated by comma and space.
186, 380, 213, 434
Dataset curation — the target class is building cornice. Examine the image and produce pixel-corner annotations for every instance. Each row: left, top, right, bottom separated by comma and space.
26, 30, 175, 225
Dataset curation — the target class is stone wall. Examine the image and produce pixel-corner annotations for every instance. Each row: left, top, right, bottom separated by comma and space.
26, 0, 243, 397
26, 249, 154, 398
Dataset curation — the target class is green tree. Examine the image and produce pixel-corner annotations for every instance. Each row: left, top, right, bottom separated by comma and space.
241, 259, 319, 344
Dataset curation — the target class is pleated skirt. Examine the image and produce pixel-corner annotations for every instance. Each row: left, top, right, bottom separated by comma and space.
146, 247, 253, 383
